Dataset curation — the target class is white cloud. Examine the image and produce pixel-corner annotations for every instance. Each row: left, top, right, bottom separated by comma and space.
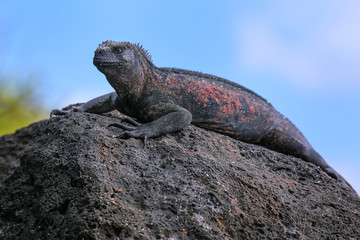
236, 0, 360, 91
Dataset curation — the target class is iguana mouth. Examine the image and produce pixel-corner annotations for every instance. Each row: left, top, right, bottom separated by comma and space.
93, 57, 124, 67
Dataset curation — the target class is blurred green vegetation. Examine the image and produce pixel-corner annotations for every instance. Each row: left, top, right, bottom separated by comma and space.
0, 75, 48, 136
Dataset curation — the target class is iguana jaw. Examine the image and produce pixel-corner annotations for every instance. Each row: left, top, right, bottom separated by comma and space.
93, 56, 124, 67
93, 50, 125, 69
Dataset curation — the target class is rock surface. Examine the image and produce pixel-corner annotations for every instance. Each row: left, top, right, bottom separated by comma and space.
0, 111, 359, 240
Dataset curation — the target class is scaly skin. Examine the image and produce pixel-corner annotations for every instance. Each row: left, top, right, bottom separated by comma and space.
51, 40, 352, 189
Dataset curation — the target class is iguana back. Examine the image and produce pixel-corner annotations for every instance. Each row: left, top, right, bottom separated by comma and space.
153, 67, 307, 147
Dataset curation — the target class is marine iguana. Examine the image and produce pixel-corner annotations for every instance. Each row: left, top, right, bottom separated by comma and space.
51, 40, 352, 188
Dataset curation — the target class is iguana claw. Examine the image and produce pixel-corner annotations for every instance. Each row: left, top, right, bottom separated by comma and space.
109, 118, 149, 145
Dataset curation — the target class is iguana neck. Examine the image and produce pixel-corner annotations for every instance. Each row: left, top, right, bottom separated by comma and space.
105, 66, 145, 99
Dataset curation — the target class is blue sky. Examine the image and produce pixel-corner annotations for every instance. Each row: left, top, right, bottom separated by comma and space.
1, 1, 359, 194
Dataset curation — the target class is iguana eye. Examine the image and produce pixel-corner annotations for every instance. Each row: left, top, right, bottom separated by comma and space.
114, 48, 123, 54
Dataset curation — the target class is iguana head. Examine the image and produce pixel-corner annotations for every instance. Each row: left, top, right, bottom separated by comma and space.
93, 41, 153, 96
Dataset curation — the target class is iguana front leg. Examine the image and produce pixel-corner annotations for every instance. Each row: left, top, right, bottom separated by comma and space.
108, 103, 192, 142
51, 92, 120, 116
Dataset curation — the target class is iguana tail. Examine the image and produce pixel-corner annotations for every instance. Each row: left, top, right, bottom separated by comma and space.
259, 128, 353, 190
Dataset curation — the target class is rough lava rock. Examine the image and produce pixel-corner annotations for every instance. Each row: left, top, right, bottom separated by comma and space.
0, 111, 359, 240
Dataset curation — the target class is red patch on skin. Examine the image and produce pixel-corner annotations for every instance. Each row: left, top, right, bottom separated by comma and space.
249, 106, 255, 115
185, 80, 244, 117
249, 101, 258, 115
